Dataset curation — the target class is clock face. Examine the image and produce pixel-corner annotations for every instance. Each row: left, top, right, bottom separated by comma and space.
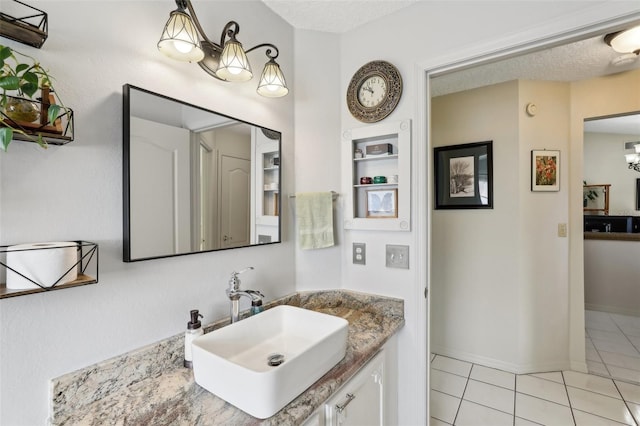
357, 75, 387, 108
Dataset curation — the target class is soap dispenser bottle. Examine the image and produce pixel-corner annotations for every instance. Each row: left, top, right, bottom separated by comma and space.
250, 299, 263, 315
184, 309, 203, 368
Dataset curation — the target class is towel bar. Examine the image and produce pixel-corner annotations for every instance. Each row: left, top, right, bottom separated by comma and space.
289, 191, 338, 200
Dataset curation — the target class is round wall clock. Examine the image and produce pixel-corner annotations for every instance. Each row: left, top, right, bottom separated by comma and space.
346, 60, 402, 123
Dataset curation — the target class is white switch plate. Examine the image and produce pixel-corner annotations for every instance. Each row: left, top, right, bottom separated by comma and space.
386, 245, 409, 269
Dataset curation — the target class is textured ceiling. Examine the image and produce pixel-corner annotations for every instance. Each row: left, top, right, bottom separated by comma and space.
262, 0, 418, 33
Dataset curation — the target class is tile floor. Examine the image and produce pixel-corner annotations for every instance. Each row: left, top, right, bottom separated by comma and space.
430, 353, 640, 425
585, 310, 640, 384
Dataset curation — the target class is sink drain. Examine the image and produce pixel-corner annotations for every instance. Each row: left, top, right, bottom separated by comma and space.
267, 353, 285, 367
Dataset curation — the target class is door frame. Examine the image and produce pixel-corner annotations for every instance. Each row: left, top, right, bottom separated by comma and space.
415, 7, 640, 423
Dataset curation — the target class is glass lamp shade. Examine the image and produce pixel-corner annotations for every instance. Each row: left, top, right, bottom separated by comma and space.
606, 26, 640, 54
216, 40, 253, 82
158, 10, 204, 62
625, 153, 640, 164
257, 59, 289, 98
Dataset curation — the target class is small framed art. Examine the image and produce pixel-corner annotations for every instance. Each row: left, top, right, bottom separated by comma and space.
434, 141, 493, 209
366, 188, 398, 218
531, 149, 560, 192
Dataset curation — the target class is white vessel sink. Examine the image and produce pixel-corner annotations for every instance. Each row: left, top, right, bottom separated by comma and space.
191, 305, 349, 419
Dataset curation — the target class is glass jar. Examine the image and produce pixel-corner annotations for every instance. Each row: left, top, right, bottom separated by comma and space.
4, 98, 40, 123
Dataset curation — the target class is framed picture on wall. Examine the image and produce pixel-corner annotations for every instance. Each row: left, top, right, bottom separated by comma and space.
366, 188, 398, 218
531, 149, 560, 192
636, 178, 640, 211
434, 141, 493, 209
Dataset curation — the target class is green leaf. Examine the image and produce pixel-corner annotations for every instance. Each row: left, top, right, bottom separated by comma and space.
0, 46, 11, 61
35, 133, 47, 149
0, 127, 13, 151
47, 104, 60, 126
15, 63, 29, 74
0, 75, 20, 91
20, 82, 38, 98
22, 71, 38, 84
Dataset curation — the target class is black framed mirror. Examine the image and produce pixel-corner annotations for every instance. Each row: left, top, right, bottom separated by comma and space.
123, 84, 281, 262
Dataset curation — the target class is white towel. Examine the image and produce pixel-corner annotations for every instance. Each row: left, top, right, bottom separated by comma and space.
295, 192, 335, 250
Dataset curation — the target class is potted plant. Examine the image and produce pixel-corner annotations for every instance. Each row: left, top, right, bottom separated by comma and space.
0, 44, 64, 151
583, 181, 599, 207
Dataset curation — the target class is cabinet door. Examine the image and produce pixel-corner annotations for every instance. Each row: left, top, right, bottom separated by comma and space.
325, 351, 385, 426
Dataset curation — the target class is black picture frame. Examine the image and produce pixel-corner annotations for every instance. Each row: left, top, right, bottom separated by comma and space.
434, 141, 493, 209
636, 178, 640, 211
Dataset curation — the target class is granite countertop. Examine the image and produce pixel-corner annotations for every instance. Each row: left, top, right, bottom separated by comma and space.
50, 290, 404, 425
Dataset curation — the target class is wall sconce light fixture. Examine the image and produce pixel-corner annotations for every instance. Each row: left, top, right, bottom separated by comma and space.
625, 143, 640, 173
157, 0, 288, 97
604, 25, 640, 55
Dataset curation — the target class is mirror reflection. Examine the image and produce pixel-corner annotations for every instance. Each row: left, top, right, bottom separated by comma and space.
123, 84, 280, 262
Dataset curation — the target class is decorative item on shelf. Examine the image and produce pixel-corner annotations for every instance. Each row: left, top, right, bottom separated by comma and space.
354, 148, 363, 159
373, 176, 387, 184
0, 44, 74, 150
360, 176, 372, 185
387, 174, 398, 184
0, 0, 49, 48
624, 141, 640, 172
583, 181, 599, 207
347, 60, 402, 123
0, 241, 98, 299
366, 188, 398, 218
157, 0, 288, 97
366, 143, 393, 156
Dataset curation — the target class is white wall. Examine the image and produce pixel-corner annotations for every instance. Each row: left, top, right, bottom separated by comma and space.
0, 2, 294, 425
584, 131, 640, 215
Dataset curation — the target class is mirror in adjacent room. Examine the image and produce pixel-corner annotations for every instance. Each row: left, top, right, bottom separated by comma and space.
123, 84, 281, 262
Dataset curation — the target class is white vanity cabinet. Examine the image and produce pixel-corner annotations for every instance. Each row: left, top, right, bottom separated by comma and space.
303, 347, 396, 426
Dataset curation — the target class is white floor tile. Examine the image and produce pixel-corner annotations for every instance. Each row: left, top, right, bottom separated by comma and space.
567, 386, 635, 425
628, 335, 640, 350
432, 355, 472, 378
431, 369, 468, 398
587, 337, 596, 350
588, 346, 604, 362
600, 351, 640, 371
587, 360, 611, 377
615, 380, 640, 404
530, 372, 564, 384
573, 409, 631, 426
516, 374, 570, 406
454, 400, 513, 426
592, 339, 640, 358
608, 366, 640, 383
430, 390, 460, 424
588, 329, 628, 344
515, 393, 574, 426
470, 364, 515, 390
618, 324, 640, 338
514, 417, 543, 426
563, 370, 620, 399
429, 417, 451, 426
627, 401, 640, 424
463, 379, 514, 414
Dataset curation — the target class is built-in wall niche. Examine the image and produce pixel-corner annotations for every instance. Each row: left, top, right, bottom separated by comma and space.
342, 120, 411, 231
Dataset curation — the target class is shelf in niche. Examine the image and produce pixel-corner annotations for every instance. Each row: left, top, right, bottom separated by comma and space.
354, 183, 398, 188
353, 154, 398, 162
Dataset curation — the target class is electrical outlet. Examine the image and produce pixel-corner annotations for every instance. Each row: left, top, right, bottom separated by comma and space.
386, 245, 409, 269
558, 223, 568, 238
353, 243, 366, 265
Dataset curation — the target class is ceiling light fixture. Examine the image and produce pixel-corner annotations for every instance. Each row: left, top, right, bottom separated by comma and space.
625, 143, 640, 173
157, 0, 288, 97
604, 25, 640, 55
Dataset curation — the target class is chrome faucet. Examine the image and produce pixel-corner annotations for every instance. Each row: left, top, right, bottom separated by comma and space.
226, 267, 264, 323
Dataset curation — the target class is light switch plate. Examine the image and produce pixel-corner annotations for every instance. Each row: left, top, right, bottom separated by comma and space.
386, 244, 409, 269
558, 223, 567, 238
353, 243, 366, 265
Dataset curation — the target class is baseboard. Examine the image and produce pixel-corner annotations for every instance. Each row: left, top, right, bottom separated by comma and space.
585, 303, 640, 317
431, 345, 571, 375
